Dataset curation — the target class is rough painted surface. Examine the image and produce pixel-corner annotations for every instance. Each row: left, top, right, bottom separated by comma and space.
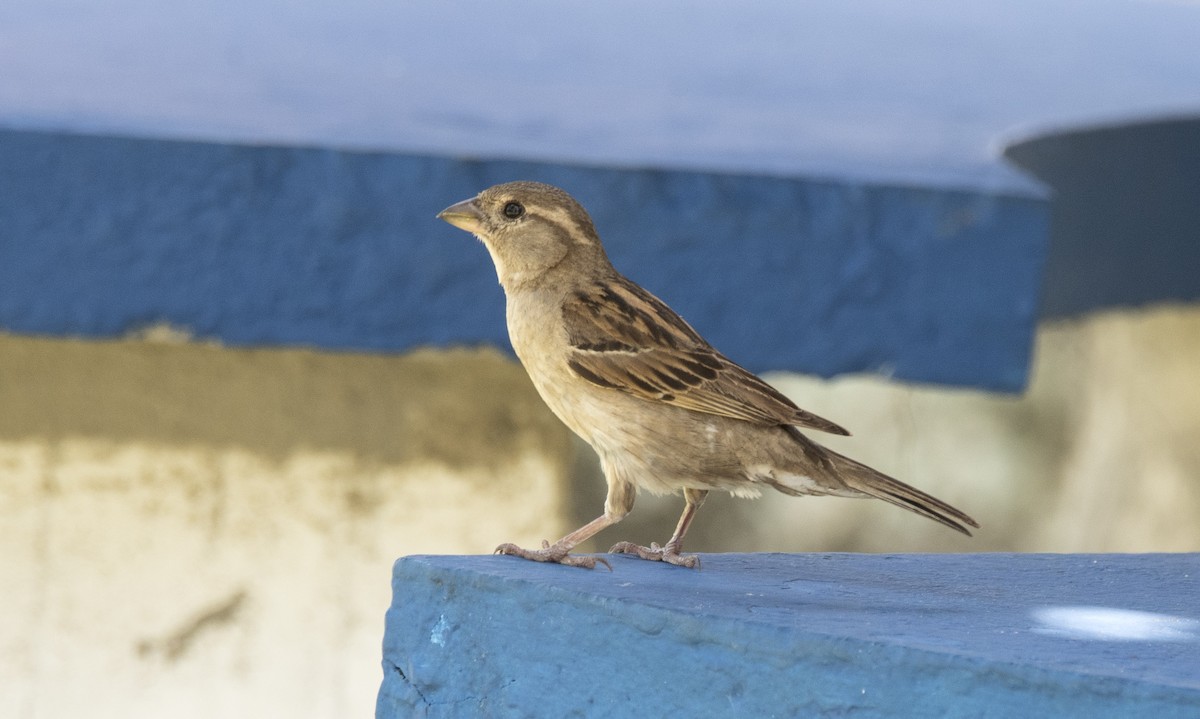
0, 129, 1047, 390
379, 553, 1200, 718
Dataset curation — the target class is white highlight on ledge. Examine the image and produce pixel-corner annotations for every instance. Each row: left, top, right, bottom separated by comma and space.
1031, 606, 1200, 642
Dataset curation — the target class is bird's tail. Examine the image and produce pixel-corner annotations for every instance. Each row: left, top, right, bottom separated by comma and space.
825, 448, 980, 536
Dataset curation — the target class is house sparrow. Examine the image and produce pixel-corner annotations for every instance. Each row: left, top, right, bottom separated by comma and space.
438, 181, 978, 569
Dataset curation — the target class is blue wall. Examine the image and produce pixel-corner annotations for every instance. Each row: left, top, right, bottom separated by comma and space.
0, 129, 1048, 390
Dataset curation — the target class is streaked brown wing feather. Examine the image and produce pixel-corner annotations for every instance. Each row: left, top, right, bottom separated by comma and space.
563, 278, 850, 436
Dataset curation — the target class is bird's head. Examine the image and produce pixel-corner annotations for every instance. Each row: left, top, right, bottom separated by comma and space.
438, 181, 610, 289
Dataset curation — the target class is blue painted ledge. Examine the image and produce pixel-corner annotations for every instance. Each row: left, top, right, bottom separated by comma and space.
379, 553, 1200, 718
0, 128, 1047, 391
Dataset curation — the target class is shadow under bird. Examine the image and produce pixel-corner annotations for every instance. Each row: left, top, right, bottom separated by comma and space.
438, 181, 979, 569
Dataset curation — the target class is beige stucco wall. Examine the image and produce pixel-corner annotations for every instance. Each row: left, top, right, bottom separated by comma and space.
0, 337, 573, 719
2, 303, 1198, 717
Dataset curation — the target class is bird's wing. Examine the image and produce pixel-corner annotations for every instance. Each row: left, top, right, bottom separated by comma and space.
562, 279, 850, 436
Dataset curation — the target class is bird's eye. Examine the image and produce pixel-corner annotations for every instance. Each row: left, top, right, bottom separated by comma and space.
503, 201, 525, 219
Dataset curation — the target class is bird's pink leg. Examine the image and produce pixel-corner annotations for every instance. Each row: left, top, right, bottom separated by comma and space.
496, 514, 619, 570
495, 478, 636, 570
610, 488, 708, 569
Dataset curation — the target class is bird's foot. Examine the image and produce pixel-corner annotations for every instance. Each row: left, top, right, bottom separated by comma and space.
495, 539, 611, 570
608, 541, 700, 569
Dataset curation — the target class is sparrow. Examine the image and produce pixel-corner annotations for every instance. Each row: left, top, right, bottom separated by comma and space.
438, 181, 978, 569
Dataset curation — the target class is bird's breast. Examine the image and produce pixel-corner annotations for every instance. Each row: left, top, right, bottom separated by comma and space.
504, 292, 588, 420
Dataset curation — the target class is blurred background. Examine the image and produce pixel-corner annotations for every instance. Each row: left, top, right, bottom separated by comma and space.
2, 1, 1199, 717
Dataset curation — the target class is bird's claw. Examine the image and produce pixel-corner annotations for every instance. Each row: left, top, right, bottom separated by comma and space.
608, 541, 700, 569
494, 541, 611, 570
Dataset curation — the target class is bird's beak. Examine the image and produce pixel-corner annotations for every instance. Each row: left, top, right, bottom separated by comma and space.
437, 198, 485, 233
